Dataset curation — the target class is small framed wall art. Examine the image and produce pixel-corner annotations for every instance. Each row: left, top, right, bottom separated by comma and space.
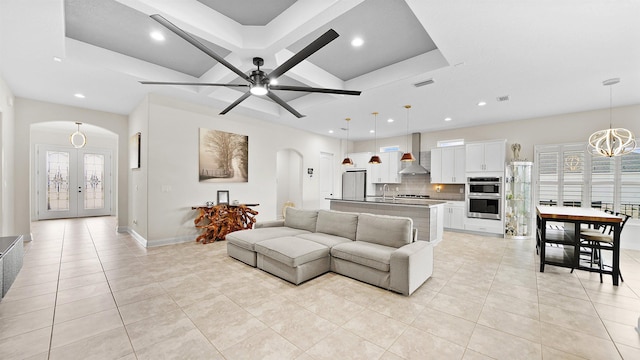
217, 190, 229, 205
130, 132, 141, 169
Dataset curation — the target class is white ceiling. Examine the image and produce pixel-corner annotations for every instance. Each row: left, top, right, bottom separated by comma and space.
1, 0, 638, 141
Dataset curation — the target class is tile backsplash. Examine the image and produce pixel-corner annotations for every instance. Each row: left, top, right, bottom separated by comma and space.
374, 173, 465, 201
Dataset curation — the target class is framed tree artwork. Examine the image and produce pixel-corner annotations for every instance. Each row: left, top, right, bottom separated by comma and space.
199, 128, 248, 182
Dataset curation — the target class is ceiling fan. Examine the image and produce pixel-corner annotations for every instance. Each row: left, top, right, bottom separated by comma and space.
140, 14, 362, 118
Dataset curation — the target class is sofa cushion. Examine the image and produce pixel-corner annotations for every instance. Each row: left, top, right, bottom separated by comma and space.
226, 227, 310, 251
284, 208, 319, 233
356, 213, 413, 248
315, 210, 359, 240
255, 237, 330, 268
296, 233, 352, 248
331, 241, 395, 272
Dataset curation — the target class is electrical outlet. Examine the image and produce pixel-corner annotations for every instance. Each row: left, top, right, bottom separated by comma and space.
395, 187, 399, 191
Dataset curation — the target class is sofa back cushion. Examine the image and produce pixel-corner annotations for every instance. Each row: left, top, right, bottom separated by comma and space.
356, 213, 413, 248
284, 207, 318, 232
315, 210, 359, 240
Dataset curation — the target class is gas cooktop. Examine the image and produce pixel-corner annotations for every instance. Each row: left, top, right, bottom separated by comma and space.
395, 194, 431, 199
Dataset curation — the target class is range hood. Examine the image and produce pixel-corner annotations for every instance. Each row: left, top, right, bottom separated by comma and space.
399, 133, 429, 175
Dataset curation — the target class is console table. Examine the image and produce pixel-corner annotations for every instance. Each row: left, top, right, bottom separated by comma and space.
536, 206, 622, 285
192, 204, 259, 244
1, 235, 24, 298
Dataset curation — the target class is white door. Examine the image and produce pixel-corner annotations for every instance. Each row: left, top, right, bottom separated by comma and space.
319, 152, 334, 209
37, 145, 112, 220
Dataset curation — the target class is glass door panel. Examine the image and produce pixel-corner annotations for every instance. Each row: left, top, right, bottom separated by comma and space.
46, 151, 71, 212
37, 145, 111, 219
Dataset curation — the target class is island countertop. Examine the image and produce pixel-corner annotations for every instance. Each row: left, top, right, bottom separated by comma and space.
328, 198, 444, 243
326, 197, 446, 208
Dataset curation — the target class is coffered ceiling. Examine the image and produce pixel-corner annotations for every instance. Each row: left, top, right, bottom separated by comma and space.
0, 0, 638, 140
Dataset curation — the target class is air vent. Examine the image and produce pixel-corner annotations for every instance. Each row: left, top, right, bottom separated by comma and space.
497, 95, 510, 102
413, 79, 435, 87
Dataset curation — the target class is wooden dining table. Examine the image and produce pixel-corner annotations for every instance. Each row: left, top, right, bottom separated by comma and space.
536, 206, 623, 285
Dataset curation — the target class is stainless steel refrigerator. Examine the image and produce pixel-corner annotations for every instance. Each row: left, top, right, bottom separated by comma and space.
342, 170, 367, 200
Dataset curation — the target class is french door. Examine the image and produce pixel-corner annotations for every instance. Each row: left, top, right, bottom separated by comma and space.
36, 145, 112, 220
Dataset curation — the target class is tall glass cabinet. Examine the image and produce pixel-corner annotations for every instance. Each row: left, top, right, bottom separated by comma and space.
504, 161, 533, 239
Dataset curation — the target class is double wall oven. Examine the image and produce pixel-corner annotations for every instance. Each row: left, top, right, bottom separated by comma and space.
467, 177, 502, 220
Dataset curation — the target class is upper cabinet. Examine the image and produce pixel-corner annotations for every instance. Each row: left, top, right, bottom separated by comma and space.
430, 146, 465, 184
465, 140, 506, 173
370, 151, 402, 183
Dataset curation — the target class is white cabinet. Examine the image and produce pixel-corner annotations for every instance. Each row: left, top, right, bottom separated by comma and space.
348, 152, 372, 169
443, 201, 465, 230
430, 146, 465, 184
370, 151, 401, 184
465, 140, 506, 173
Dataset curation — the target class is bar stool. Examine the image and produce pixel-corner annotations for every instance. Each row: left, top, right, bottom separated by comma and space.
579, 212, 630, 283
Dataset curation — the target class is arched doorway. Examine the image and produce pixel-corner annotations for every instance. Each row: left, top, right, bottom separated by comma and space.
31, 121, 118, 220
276, 149, 303, 219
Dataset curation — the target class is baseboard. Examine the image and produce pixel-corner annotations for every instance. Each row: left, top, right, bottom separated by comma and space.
145, 235, 195, 248
127, 229, 147, 248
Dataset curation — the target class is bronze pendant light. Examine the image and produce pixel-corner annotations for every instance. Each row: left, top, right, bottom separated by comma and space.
400, 104, 416, 161
368, 112, 381, 164
341, 117, 354, 166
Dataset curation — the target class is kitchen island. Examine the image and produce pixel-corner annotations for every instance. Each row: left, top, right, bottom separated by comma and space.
328, 198, 445, 244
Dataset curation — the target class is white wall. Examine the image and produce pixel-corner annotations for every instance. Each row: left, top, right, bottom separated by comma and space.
128, 96, 150, 241
14, 98, 129, 239
0, 76, 15, 235
276, 149, 303, 219
418, 105, 640, 162
132, 94, 341, 246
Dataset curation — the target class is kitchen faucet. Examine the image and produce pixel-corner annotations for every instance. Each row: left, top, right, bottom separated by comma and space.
382, 184, 389, 200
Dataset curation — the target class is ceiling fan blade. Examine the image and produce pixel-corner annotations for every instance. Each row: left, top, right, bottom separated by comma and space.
269, 29, 339, 80
219, 91, 252, 115
140, 81, 249, 87
266, 92, 304, 118
150, 14, 251, 82
270, 85, 361, 96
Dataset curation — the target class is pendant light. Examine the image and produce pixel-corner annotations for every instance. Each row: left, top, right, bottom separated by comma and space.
400, 104, 416, 162
368, 112, 381, 164
341, 117, 354, 166
588, 78, 636, 157
70, 122, 87, 148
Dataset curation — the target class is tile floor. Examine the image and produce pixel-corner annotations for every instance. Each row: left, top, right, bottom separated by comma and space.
1, 216, 640, 359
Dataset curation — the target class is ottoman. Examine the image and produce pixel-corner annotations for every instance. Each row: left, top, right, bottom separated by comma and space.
255, 237, 330, 285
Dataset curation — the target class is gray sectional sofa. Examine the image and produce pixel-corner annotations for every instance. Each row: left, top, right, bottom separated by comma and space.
226, 208, 433, 295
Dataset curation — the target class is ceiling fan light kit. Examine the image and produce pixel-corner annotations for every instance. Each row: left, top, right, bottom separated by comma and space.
141, 15, 361, 118
588, 78, 637, 157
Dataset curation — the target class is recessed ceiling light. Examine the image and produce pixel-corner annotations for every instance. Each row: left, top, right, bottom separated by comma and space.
53, 56, 62, 62
369, 130, 375, 133
351, 37, 364, 47
444, 117, 452, 122
387, 118, 394, 123
328, 130, 334, 134
477, 101, 487, 106
74, 93, 85, 99
150, 31, 165, 42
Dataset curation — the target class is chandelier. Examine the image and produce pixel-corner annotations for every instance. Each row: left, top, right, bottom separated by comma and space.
588, 78, 636, 157
70, 122, 87, 148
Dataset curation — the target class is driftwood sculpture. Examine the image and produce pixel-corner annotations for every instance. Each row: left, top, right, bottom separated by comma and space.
194, 204, 258, 244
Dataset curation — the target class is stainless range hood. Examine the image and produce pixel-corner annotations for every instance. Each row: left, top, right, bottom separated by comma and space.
399, 133, 429, 175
